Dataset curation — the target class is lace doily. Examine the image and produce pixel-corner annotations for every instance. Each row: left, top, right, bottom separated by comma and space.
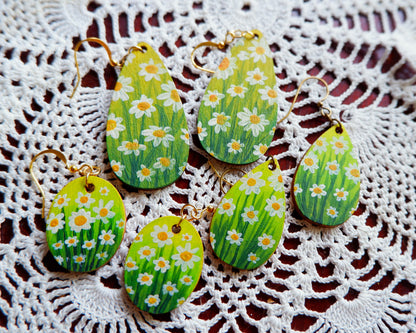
1, 0, 416, 332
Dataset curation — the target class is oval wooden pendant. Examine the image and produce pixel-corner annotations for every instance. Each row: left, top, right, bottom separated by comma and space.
210, 158, 285, 270
107, 43, 189, 189
124, 216, 203, 314
197, 30, 278, 165
46, 176, 126, 272
292, 124, 360, 227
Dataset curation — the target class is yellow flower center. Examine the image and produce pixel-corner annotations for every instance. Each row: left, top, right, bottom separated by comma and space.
85, 242, 92, 248
209, 94, 218, 102
178, 299, 185, 305
55, 242, 62, 248
335, 141, 344, 149
329, 164, 337, 171
50, 218, 59, 227
141, 168, 151, 177
278, 175, 283, 183
256, 46, 265, 55
260, 145, 267, 154
170, 89, 181, 102
137, 101, 151, 111
112, 164, 120, 172
267, 89, 277, 98
166, 286, 174, 292
142, 276, 150, 282
184, 236, 190, 240
143, 249, 151, 256
100, 208, 109, 217
160, 157, 170, 167
126, 287, 132, 293
80, 196, 88, 204
210, 236, 214, 243
294, 186, 298, 192
57, 198, 65, 205
145, 64, 158, 74
125, 142, 139, 150
247, 178, 257, 186
350, 169, 360, 177
337, 192, 345, 197
119, 221, 125, 227
262, 238, 270, 245
272, 203, 281, 211
313, 187, 323, 194
234, 86, 243, 94
250, 255, 257, 261
222, 202, 231, 210
68, 239, 75, 244
231, 141, 241, 150
107, 119, 117, 131
184, 133, 189, 139
253, 74, 262, 81
184, 277, 191, 283
153, 129, 166, 138
75, 256, 83, 263
231, 234, 239, 241
250, 114, 261, 124
74, 215, 87, 226
158, 261, 166, 268
126, 262, 135, 268
219, 57, 230, 71
114, 82, 123, 91
158, 232, 168, 241
247, 211, 255, 219
304, 158, 314, 166
216, 114, 227, 125
329, 209, 336, 215
180, 251, 193, 262
316, 140, 323, 147
103, 234, 111, 241
148, 296, 157, 304
197, 127, 203, 134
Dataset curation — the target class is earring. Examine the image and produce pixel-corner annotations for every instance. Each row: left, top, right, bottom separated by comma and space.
71, 38, 189, 189
208, 158, 285, 270
123, 204, 213, 314
290, 77, 360, 227
30, 149, 126, 272
191, 30, 278, 165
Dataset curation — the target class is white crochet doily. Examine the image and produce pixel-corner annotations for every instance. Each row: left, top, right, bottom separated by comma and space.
1, 0, 416, 332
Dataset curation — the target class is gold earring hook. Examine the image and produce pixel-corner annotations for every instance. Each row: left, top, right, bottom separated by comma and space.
70, 37, 144, 98
172, 204, 215, 233
191, 30, 255, 74
277, 76, 330, 124
208, 161, 246, 194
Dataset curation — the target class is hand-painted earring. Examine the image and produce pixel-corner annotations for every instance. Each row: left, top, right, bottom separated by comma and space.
123, 204, 213, 314
289, 77, 360, 227
208, 158, 285, 270
71, 38, 189, 189
191, 30, 279, 165
30, 149, 126, 272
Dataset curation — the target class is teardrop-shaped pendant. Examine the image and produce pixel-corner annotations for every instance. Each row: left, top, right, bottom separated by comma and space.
107, 43, 189, 189
124, 216, 203, 314
210, 158, 285, 269
46, 176, 126, 272
292, 124, 360, 227
198, 30, 278, 165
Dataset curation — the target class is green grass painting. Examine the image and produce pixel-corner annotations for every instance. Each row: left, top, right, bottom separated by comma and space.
124, 216, 203, 314
197, 29, 278, 165
293, 125, 360, 227
46, 176, 126, 272
106, 43, 189, 189
210, 158, 285, 270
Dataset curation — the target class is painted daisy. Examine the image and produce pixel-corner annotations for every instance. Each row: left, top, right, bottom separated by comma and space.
138, 58, 166, 81
247, 252, 259, 263
265, 196, 285, 218
112, 76, 134, 101
96, 252, 108, 260
68, 209, 94, 233
209, 232, 216, 247
246, 68, 267, 85
137, 246, 156, 261
313, 138, 327, 153
327, 206, 338, 218
215, 56, 237, 80
309, 184, 327, 198
117, 219, 126, 229
73, 255, 86, 264
241, 206, 259, 225
258, 234, 276, 250
99, 187, 110, 196
125, 257, 138, 271
46, 212, 64, 234
82, 239, 96, 250
75, 192, 95, 209
64, 236, 78, 247
98, 229, 116, 245
258, 85, 278, 105
163, 282, 178, 296
203, 90, 225, 108
253, 143, 268, 157
153, 157, 175, 171
293, 184, 303, 195
124, 52, 136, 66
180, 128, 190, 145
93, 200, 115, 223
345, 163, 360, 183
226, 229, 243, 246
177, 297, 186, 306
267, 172, 284, 191
237, 107, 269, 137
180, 275, 193, 286
106, 114, 126, 139
237, 50, 250, 60
137, 164, 155, 182
331, 136, 349, 154
129, 95, 156, 118
171, 243, 201, 272
150, 224, 173, 247
208, 112, 231, 133
54, 193, 70, 209
227, 139, 244, 154
134, 234, 143, 242
334, 188, 349, 201
239, 171, 266, 195
153, 257, 170, 273
157, 81, 183, 112
117, 140, 146, 156
197, 121, 208, 141
144, 294, 160, 307
217, 198, 236, 216
182, 233, 192, 242
110, 160, 125, 177
227, 84, 247, 98
301, 153, 319, 173
137, 273, 153, 286
54, 256, 64, 265
325, 160, 340, 175
52, 241, 64, 250
178, 162, 187, 175
142, 126, 175, 148
248, 38, 272, 63
125, 285, 135, 295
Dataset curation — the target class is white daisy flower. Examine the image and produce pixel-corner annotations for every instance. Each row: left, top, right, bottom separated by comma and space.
203, 90, 225, 108
180, 275, 193, 285
46, 212, 65, 234
125, 257, 138, 271
248, 38, 272, 63
258, 85, 278, 105
93, 200, 115, 223
237, 107, 269, 137
345, 163, 360, 183
301, 153, 319, 173
258, 233, 276, 250
138, 273, 153, 286
331, 136, 349, 154
267, 172, 284, 191
54, 193, 70, 209
178, 162, 187, 175
64, 236, 78, 247
54, 256, 64, 265
153, 157, 175, 171
73, 255, 86, 264
253, 143, 268, 157
98, 229, 116, 245
208, 112, 231, 133
171, 243, 201, 272
246, 68, 267, 85
52, 241, 64, 250
75, 192, 95, 209
325, 160, 340, 175
182, 233, 192, 242
197, 121, 208, 141
117, 219, 126, 229
247, 252, 259, 263
82, 239, 96, 250
334, 188, 349, 201
129, 95, 156, 118
227, 139, 244, 154
144, 294, 159, 307
163, 282, 178, 296
150, 224, 173, 247
327, 206, 338, 218
117, 140, 146, 156
125, 285, 135, 295
153, 257, 170, 273
137, 164, 155, 182
237, 50, 250, 60
134, 233, 143, 242
157, 81, 183, 112
124, 52, 136, 66
96, 252, 108, 260
106, 114, 126, 139
239, 171, 266, 195
99, 187, 110, 196
137, 246, 155, 261
309, 184, 327, 198
215, 56, 237, 80
138, 58, 166, 81
227, 84, 247, 98
313, 138, 328, 153
180, 128, 190, 145
293, 184, 303, 195
217, 198, 236, 216
209, 232, 216, 247
241, 206, 259, 225
111, 160, 125, 177
68, 209, 94, 233
177, 297, 186, 306
226, 229, 243, 246
142, 126, 175, 148
265, 196, 285, 218
112, 76, 134, 101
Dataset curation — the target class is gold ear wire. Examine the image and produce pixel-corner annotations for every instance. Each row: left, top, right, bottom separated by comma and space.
208, 161, 246, 194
